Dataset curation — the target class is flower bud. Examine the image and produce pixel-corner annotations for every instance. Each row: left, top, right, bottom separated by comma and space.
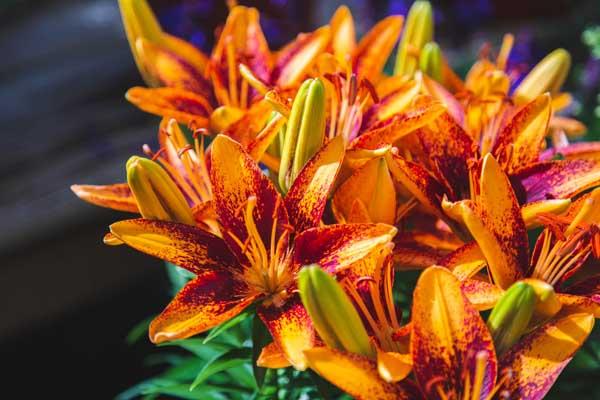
118, 0, 164, 86
126, 156, 195, 225
278, 78, 326, 192
419, 42, 442, 82
513, 48, 571, 103
298, 265, 374, 357
394, 1, 434, 78
487, 281, 536, 355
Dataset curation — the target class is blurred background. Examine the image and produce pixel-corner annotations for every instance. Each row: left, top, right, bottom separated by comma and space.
1, 0, 599, 397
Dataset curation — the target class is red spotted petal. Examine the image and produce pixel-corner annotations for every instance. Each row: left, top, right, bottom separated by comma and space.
210, 135, 290, 263
285, 136, 345, 232
258, 295, 315, 370
109, 218, 238, 275
411, 267, 497, 399
294, 223, 397, 274
540, 142, 600, 162
71, 183, 139, 213
512, 160, 600, 203
150, 268, 256, 343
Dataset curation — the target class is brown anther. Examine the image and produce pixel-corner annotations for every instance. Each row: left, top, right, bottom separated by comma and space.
177, 144, 194, 158
348, 73, 358, 105
361, 78, 380, 104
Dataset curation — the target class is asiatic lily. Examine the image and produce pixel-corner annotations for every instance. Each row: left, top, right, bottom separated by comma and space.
106, 134, 398, 370
120, 0, 330, 138
442, 151, 600, 317
302, 266, 594, 400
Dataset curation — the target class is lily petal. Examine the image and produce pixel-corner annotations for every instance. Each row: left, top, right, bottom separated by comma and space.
258, 295, 315, 370
304, 347, 421, 399
210, 135, 289, 263
330, 6, 356, 62
273, 26, 331, 88
362, 80, 421, 127
351, 99, 445, 150
512, 159, 600, 203
150, 268, 256, 343
540, 141, 600, 161
499, 313, 594, 400
256, 341, 292, 368
440, 242, 486, 281
419, 72, 465, 128
294, 223, 397, 274
556, 294, 600, 317
376, 347, 413, 383
461, 278, 503, 310
71, 183, 139, 213
285, 136, 345, 231
411, 267, 497, 399
126, 86, 212, 127
136, 38, 211, 95
452, 155, 528, 289
109, 218, 238, 275
493, 94, 551, 172
352, 16, 404, 83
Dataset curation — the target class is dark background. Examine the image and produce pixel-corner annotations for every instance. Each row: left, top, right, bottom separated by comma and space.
1, 0, 599, 398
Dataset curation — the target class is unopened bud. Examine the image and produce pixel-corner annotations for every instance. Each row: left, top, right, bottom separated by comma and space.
419, 42, 442, 82
126, 156, 195, 224
278, 78, 326, 192
394, 1, 434, 78
298, 265, 374, 357
514, 48, 571, 103
487, 281, 536, 355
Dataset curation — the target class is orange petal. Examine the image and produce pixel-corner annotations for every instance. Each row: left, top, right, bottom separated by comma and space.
221, 99, 273, 146
333, 156, 396, 225
258, 295, 315, 370
416, 111, 476, 200
513, 159, 600, 203
247, 113, 286, 162
125, 86, 212, 127
540, 141, 600, 162
162, 32, 209, 75
376, 347, 413, 383
362, 80, 421, 127
411, 267, 497, 397
499, 313, 594, 399
150, 268, 256, 343
493, 94, 551, 173
393, 232, 449, 269
294, 223, 397, 274
461, 278, 503, 310
440, 242, 486, 281
419, 72, 465, 128
350, 98, 445, 150
285, 136, 345, 231
352, 15, 403, 83
210, 135, 289, 262
556, 293, 600, 318
71, 183, 139, 213
330, 6, 356, 62
136, 38, 211, 95
257, 341, 292, 369
273, 26, 331, 88
449, 155, 528, 289
109, 218, 237, 274
304, 347, 421, 399
386, 152, 446, 217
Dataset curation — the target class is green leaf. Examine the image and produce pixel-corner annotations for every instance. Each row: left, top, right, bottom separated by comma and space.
125, 316, 154, 345
251, 314, 273, 388
158, 338, 230, 359
165, 261, 196, 294
190, 348, 253, 391
203, 306, 255, 344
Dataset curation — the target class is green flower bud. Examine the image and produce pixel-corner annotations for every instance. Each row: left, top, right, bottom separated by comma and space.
278, 78, 326, 192
394, 1, 434, 78
513, 48, 571, 103
298, 265, 374, 357
126, 156, 195, 224
419, 42, 442, 82
487, 281, 536, 355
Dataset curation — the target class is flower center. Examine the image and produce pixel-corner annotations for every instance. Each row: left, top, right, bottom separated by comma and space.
229, 196, 294, 305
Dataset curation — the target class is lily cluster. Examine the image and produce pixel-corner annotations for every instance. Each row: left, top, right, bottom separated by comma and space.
72, 1, 600, 398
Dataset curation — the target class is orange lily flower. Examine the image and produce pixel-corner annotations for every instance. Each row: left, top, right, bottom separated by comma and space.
120, 0, 330, 137
304, 266, 594, 400
106, 134, 398, 370
442, 152, 600, 316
